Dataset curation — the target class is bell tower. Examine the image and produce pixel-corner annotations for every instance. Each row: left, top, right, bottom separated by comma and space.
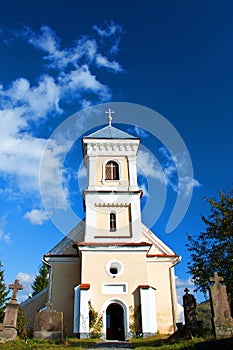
82, 110, 143, 242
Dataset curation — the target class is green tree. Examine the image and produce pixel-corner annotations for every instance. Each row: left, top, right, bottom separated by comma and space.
187, 189, 233, 310
0, 261, 9, 322
31, 263, 49, 296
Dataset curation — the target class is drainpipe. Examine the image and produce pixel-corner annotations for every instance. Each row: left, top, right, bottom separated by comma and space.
42, 255, 52, 306
169, 256, 182, 331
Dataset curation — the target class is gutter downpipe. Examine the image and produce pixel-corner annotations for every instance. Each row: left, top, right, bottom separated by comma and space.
42, 255, 52, 306
169, 256, 182, 331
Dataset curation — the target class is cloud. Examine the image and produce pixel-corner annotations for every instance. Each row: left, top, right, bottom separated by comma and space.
0, 214, 11, 243
15, 272, 34, 303
0, 23, 124, 212
96, 54, 123, 72
175, 275, 196, 304
93, 21, 122, 38
129, 125, 150, 138
159, 147, 201, 197
139, 182, 149, 198
92, 21, 123, 54
137, 149, 164, 181
24, 209, 49, 225
0, 228, 11, 243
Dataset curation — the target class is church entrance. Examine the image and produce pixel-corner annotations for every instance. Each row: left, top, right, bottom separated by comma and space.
106, 303, 125, 340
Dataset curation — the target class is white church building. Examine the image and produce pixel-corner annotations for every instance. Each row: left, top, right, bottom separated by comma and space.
22, 111, 180, 339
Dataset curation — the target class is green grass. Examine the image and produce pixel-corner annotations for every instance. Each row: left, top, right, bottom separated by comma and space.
0, 337, 99, 349
0, 334, 213, 350
130, 334, 202, 349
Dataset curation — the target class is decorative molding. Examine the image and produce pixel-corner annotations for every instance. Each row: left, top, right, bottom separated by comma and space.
95, 203, 130, 208
87, 142, 138, 153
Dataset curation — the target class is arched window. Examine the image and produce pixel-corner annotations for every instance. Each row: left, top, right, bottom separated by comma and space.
105, 161, 119, 180
110, 212, 117, 232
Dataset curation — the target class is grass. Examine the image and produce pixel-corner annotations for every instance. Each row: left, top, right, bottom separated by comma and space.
130, 334, 206, 349
0, 334, 213, 350
0, 337, 99, 349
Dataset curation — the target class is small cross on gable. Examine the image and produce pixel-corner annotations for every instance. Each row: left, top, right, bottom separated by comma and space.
184, 287, 190, 295
9, 279, 23, 301
105, 108, 115, 126
209, 271, 224, 285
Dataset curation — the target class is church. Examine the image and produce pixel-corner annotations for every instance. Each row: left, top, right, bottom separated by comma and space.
22, 110, 180, 339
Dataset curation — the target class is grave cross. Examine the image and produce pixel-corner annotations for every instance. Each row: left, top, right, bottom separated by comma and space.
184, 287, 190, 295
45, 301, 52, 310
209, 271, 224, 285
105, 108, 114, 126
9, 279, 23, 300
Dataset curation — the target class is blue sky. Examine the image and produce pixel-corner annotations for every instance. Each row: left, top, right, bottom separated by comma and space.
0, 0, 232, 303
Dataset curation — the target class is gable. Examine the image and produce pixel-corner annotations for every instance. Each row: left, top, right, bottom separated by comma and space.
48, 220, 85, 255
141, 223, 178, 257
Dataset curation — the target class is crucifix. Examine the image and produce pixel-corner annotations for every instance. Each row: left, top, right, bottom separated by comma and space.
9, 279, 23, 301
105, 108, 115, 126
209, 271, 224, 285
184, 287, 190, 295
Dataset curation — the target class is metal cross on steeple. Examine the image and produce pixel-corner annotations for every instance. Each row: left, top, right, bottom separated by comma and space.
105, 108, 115, 126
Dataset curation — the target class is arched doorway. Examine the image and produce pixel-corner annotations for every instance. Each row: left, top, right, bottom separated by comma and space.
106, 303, 125, 340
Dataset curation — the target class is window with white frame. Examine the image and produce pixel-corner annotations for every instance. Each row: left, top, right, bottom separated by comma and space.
110, 212, 117, 232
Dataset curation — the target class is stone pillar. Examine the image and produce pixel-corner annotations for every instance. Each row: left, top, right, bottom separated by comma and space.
0, 279, 23, 341
139, 285, 157, 336
33, 306, 63, 340
73, 284, 90, 338
183, 288, 198, 331
209, 272, 233, 339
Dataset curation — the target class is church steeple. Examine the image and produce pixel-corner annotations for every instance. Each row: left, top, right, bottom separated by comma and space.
82, 112, 142, 242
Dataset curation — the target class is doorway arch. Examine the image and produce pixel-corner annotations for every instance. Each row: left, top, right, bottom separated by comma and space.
106, 302, 125, 340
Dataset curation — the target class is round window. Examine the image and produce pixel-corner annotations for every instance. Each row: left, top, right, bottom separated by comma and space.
106, 260, 123, 277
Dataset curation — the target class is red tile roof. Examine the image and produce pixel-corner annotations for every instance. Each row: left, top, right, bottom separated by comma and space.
146, 253, 179, 258
80, 284, 90, 290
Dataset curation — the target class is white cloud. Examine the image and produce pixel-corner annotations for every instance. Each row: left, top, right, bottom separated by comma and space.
0, 214, 11, 243
24, 209, 49, 225
136, 147, 200, 200
78, 163, 87, 180
0, 23, 124, 212
129, 125, 150, 138
159, 147, 201, 197
137, 149, 164, 181
0, 228, 11, 243
16, 271, 34, 284
96, 54, 123, 72
139, 183, 149, 198
93, 21, 122, 38
15, 272, 34, 303
175, 275, 196, 304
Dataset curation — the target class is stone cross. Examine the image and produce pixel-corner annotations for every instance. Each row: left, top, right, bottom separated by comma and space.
105, 108, 114, 126
45, 301, 52, 310
9, 279, 23, 301
183, 288, 198, 331
209, 271, 224, 285
209, 271, 233, 339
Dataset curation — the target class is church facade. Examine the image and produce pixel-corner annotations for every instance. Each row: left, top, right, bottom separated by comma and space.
22, 115, 180, 339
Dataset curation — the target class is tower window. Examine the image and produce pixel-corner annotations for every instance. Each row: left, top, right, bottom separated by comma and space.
105, 161, 119, 180
110, 212, 117, 232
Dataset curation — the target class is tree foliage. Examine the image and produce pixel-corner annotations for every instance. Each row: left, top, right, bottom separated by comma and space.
88, 301, 103, 338
0, 261, 9, 322
31, 263, 49, 297
187, 189, 233, 307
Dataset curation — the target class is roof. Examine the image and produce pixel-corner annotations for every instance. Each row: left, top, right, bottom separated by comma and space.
76, 241, 152, 247
85, 124, 137, 139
